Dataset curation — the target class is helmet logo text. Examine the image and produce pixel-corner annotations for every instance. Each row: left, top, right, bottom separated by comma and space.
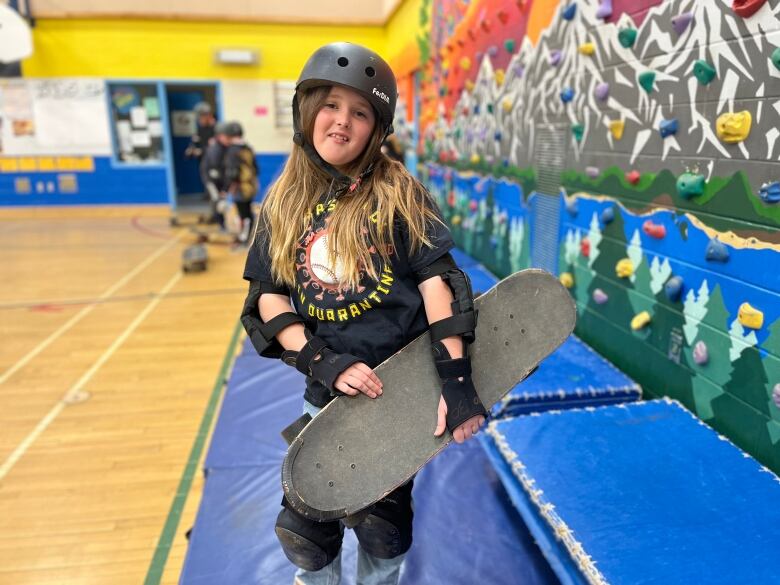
372, 88, 390, 104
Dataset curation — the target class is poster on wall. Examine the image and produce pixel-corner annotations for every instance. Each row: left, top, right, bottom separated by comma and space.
107, 83, 165, 164
0, 79, 111, 155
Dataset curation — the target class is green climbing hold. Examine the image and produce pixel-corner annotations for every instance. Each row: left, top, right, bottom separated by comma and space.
676, 172, 706, 199
454, 128, 462, 139
772, 47, 780, 71
618, 27, 637, 48
487, 103, 494, 114
693, 59, 716, 85
572, 123, 584, 142
638, 71, 656, 93
504, 39, 516, 53
439, 86, 448, 97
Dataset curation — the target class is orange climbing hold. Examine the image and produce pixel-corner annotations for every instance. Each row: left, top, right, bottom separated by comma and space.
642, 220, 666, 239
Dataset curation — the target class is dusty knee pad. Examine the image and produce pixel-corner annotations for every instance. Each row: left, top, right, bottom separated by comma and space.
275, 507, 343, 571
353, 481, 414, 559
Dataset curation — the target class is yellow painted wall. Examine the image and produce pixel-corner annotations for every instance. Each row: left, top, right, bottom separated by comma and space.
385, 0, 422, 75
22, 19, 385, 79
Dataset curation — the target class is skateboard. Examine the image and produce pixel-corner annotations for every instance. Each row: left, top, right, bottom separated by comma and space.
182, 244, 208, 272
281, 268, 577, 521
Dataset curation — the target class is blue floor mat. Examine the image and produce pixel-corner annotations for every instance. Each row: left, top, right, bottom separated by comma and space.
482, 400, 780, 585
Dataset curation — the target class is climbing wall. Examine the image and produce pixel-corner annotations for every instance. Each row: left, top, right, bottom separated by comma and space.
415, 0, 780, 472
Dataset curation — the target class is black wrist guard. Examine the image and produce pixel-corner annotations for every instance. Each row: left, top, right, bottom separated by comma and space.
431, 341, 487, 431
282, 334, 362, 393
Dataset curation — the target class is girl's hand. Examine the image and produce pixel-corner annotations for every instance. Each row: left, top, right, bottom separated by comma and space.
433, 395, 485, 443
334, 363, 383, 399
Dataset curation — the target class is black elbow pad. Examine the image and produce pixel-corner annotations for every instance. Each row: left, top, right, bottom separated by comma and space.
240, 280, 300, 358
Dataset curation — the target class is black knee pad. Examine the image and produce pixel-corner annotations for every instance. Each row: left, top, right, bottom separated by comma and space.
354, 481, 414, 559
275, 506, 344, 571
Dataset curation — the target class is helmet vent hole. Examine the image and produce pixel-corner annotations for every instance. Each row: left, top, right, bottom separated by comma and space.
365, 66, 376, 78
337, 57, 349, 67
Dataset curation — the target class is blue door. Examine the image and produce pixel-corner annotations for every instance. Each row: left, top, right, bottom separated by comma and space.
165, 85, 218, 198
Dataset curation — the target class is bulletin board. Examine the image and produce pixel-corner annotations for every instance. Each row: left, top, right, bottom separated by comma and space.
107, 82, 165, 164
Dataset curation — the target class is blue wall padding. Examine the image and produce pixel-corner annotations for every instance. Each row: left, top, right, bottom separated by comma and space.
482, 400, 780, 585
494, 335, 641, 418
183, 336, 561, 584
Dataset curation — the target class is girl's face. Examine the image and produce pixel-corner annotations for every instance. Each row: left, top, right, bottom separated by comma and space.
312, 86, 376, 171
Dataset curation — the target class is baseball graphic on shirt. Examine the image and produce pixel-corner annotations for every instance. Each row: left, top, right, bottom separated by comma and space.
308, 232, 344, 285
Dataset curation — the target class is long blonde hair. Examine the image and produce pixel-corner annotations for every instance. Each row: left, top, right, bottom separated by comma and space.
259, 86, 443, 291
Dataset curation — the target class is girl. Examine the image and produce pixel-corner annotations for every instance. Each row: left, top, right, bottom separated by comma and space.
241, 42, 486, 585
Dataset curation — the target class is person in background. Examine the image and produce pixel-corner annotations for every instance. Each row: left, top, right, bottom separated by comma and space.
200, 121, 230, 228
184, 101, 216, 162
222, 121, 259, 246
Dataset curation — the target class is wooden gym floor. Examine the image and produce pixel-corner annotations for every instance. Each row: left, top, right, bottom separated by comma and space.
0, 206, 248, 584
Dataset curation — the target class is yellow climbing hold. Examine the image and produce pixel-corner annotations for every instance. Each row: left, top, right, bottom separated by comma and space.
495, 69, 505, 86
579, 42, 596, 56
610, 119, 625, 140
616, 258, 633, 278
738, 302, 764, 329
470, 153, 481, 164
435, 129, 444, 140
631, 311, 652, 331
465, 80, 475, 92
452, 215, 462, 226
716, 111, 752, 143
460, 57, 472, 71
560, 272, 574, 288
502, 98, 513, 113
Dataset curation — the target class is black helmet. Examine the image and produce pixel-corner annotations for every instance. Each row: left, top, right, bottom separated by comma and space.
296, 42, 397, 132
214, 121, 231, 135
223, 121, 243, 138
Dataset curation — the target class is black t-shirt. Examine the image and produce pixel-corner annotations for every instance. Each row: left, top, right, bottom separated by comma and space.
243, 189, 454, 407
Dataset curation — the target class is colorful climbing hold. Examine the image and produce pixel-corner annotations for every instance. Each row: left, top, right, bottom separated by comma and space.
738, 302, 764, 329
642, 220, 666, 239
581, 237, 591, 257
693, 59, 717, 85
693, 341, 709, 366
562, 3, 577, 20
470, 153, 481, 165
448, 191, 456, 207
705, 237, 730, 262
616, 258, 634, 278
488, 45, 499, 57
460, 57, 472, 71
439, 86, 448, 97
601, 206, 615, 224
732, 0, 768, 19
561, 87, 575, 103
596, 0, 612, 19
631, 311, 651, 331
671, 12, 694, 35
659, 118, 679, 138
716, 111, 752, 143
452, 214, 462, 226
772, 47, 780, 71
625, 170, 641, 185
469, 199, 479, 212
572, 124, 584, 142
585, 166, 600, 179
473, 105, 480, 115
497, 10, 510, 25
465, 80, 475, 91
481, 20, 492, 34
618, 27, 638, 48
665, 275, 684, 302
579, 42, 595, 56
514, 64, 525, 78
502, 99, 513, 113
495, 69, 505, 86
550, 50, 563, 66
610, 119, 625, 140
638, 71, 656, 93
487, 103, 494, 114
566, 196, 579, 215
494, 131, 502, 141
505, 39, 516, 53
594, 82, 610, 101
560, 272, 574, 288
676, 172, 706, 198
593, 288, 608, 304
758, 181, 780, 204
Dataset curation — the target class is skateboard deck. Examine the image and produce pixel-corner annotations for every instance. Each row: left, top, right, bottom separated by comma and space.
282, 269, 576, 521
182, 244, 208, 273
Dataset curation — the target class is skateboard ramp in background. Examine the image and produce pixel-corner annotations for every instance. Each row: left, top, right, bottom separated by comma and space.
481, 400, 780, 585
